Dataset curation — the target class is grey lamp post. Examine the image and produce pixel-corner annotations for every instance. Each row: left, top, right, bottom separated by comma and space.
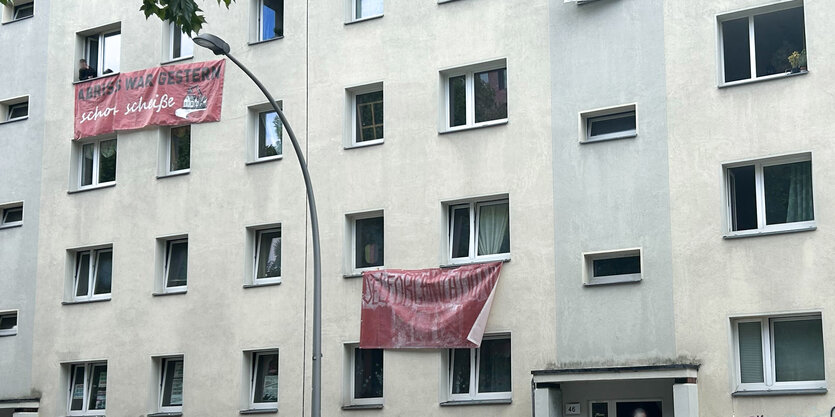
193, 33, 323, 417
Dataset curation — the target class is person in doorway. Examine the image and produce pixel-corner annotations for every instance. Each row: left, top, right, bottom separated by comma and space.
78, 59, 96, 80
632, 409, 647, 417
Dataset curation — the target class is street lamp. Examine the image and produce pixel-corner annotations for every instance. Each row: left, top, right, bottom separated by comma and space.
193, 33, 323, 417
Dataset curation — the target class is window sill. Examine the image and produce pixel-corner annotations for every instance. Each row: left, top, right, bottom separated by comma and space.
243, 280, 282, 289
0, 116, 28, 125
62, 297, 111, 306
68, 183, 117, 194
152, 289, 187, 297
1, 15, 34, 25
584, 275, 642, 287
248, 36, 285, 47
439, 119, 508, 135
732, 388, 826, 397
719, 70, 808, 89
344, 14, 384, 25
723, 224, 816, 239
580, 133, 637, 144
343, 273, 364, 279
0, 223, 23, 230
440, 257, 510, 269
148, 412, 184, 417
161, 56, 194, 66
0, 331, 18, 337
246, 155, 283, 166
342, 404, 383, 410
73, 71, 120, 85
157, 170, 190, 180
344, 139, 384, 150
240, 408, 278, 414
440, 398, 512, 406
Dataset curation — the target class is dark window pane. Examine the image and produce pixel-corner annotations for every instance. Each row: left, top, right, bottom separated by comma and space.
616, 401, 662, 417
258, 110, 282, 158
86, 36, 99, 75
354, 348, 383, 399
94, 251, 112, 295
70, 366, 86, 411
477, 202, 510, 256
722, 17, 752, 82
477, 338, 511, 393
728, 165, 758, 231
172, 28, 182, 58
256, 229, 282, 279
261, 0, 284, 40
81, 143, 95, 186
75, 253, 91, 297
450, 348, 470, 394
591, 402, 609, 417
253, 353, 279, 403
764, 161, 813, 225
450, 206, 470, 258
166, 241, 188, 287
754, 7, 805, 77
737, 321, 764, 383
170, 126, 191, 172
161, 359, 184, 406
87, 365, 107, 410
3, 207, 22, 224
8, 103, 28, 120
448, 75, 467, 127
588, 112, 636, 139
98, 139, 117, 183
0, 314, 16, 330
592, 256, 641, 278
355, 90, 383, 142
774, 318, 824, 382
13, 3, 33, 19
355, 217, 384, 268
474, 68, 507, 123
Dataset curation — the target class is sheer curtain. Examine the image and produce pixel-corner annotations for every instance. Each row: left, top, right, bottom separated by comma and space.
786, 162, 813, 222
477, 203, 509, 256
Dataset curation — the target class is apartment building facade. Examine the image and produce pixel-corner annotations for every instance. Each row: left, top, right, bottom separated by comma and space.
0, 0, 46, 416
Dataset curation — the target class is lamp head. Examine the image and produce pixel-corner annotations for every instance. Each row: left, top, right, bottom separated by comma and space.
192, 33, 230, 56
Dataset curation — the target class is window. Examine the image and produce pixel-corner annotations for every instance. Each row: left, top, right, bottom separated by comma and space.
346, 84, 384, 147
0, 311, 17, 336
256, 0, 284, 41
349, 212, 384, 273
166, 125, 191, 174
350, 0, 383, 21
0, 96, 29, 123
71, 247, 113, 302
13, 2, 34, 20
248, 103, 284, 162
168, 22, 194, 61
159, 357, 185, 412
441, 60, 507, 131
719, 2, 806, 85
163, 238, 188, 291
7, 102, 28, 121
589, 401, 663, 417
345, 344, 383, 406
580, 104, 637, 143
725, 154, 814, 236
76, 138, 117, 189
248, 350, 279, 409
83, 28, 121, 78
67, 362, 107, 416
445, 335, 511, 402
254, 227, 281, 283
447, 198, 510, 264
733, 314, 825, 393
583, 248, 642, 286
0, 203, 23, 228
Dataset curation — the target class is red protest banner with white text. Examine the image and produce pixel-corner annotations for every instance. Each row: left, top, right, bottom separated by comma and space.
74, 60, 225, 139
360, 262, 502, 349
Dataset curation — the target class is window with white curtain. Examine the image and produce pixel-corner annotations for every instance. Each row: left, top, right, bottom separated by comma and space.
447, 198, 510, 264
724, 153, 814, 237
733, 314, 825, 393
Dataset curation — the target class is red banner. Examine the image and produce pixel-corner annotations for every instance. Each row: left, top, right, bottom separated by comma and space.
74, 60, 225, 139
360, 262, 502, 349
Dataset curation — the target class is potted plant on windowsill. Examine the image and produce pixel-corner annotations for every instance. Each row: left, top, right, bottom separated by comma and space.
788, 51, 802, 74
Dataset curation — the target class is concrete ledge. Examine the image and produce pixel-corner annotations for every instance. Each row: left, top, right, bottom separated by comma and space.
243, 281, 281, 289
440, 398, 512, 406
248, 36, 284, 47
342, 404, 383, 410
62, 298, 111, 306
732, 388, 827, 397
240, 408, 278, 414
148, 412, 183, 417
67, 183, 117, 194
440, 257, 510, 269
439, 119, 508, 135
344, 14, 384, 25
152, 290, 187, 297
246, 156, 283, 166
723, 225, 816, 239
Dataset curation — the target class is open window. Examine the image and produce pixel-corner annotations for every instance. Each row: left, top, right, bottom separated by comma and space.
583, 248, 642, 286
77, 24, 121, 80
0, 202, 23, 228
248, 102, 284, 163
167, 22, 194, 61
155, 235, 188, 295
69, 247, 113, 302
253, 0, 284, 42
72, 137, 117, 191
0, 311, 18, 336
2, 0, 33, 23
0, 96, 29, 123
157, 356, 185, 413
579, 103, 637, 143
246, 350, 279, 410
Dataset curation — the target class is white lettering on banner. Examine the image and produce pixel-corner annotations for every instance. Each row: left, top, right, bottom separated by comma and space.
79, 106, 119, 124
124, 94, 176, 115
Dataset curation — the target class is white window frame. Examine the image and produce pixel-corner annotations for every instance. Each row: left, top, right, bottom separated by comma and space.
446, 198, 510, 265
716, 0, 806, 87
723, 152, 814, 238
163, 238, 188, 292
76, 137, 117, 190
440, 59, 508, 133
444, 334, 512, 402
0, 95, 29, 123
344, 343, 384, 407
253, 227, 282, 285
345, 82, 384, 148
582, 248, 642, 286
167, 22, 194, 62
162, 125, 191, 176
0, 310, 18, 337
247, 102, 284, 163
13, 1, 34, 20
255, 0, 284, 42
158, 356, 185, 413
248, 350, 280, 410
732, 313, 826, 393
348, 0, 384, 22
0, 202, 23, 228
71, 248, 113, 302
85, 30, 121, 77
67, 362, 107, 416
7, 102, 28, 121
348, 211, 384, 274
579, 103, 638, 143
